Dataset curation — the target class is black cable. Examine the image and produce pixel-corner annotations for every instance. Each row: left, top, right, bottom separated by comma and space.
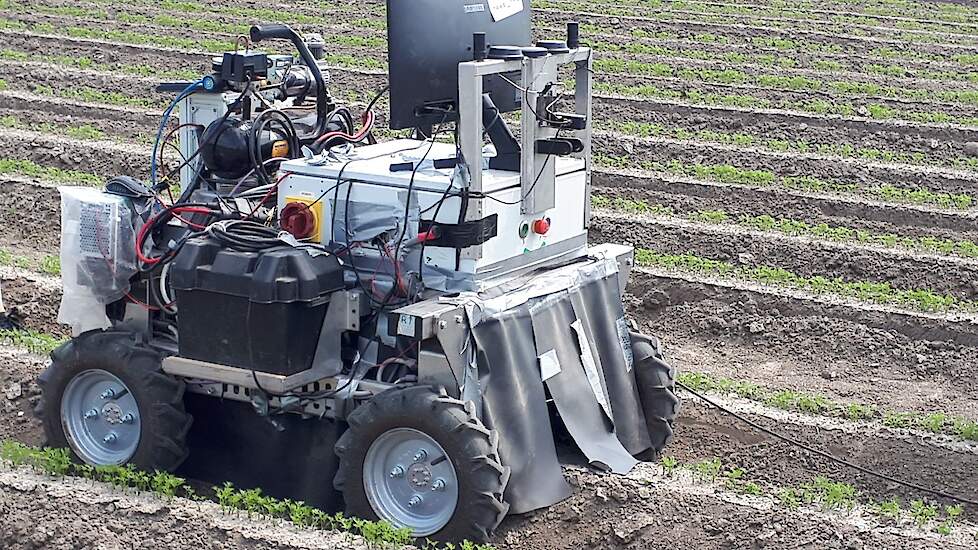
677, 381, 978, 507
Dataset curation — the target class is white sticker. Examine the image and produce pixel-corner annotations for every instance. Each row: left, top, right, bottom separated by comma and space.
397, 315, 416, 337
464, 3, 485, 13
571, 320, 613, 421
538, 349, 561, 382
487, 0, 523, 21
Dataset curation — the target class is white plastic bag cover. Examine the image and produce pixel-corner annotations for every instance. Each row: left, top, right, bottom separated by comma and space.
57, 186, 137, 334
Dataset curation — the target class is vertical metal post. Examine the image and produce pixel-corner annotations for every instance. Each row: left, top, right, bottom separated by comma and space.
575, 48, 594, 227
458, 62, 484, 194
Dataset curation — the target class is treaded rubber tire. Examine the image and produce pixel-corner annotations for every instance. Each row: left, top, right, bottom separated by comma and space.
631, 332, 681, 457
34, 330, 192, 471
335, 386, 510, 544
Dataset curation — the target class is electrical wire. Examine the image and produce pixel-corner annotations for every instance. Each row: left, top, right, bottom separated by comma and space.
677, 381, 978, 507
152, 80, 204, 186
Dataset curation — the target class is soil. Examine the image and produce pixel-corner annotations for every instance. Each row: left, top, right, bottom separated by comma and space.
3, 0, 978, 545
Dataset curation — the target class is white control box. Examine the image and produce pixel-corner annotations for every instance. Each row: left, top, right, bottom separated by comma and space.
278, 140, 589, 291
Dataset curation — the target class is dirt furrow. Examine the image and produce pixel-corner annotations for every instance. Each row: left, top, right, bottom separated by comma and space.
10, 31, 978, 151
595, 132, 978, 197
0, 468, 369, 550
0, 269, 64, 338
671, 397, 978, 516
596, 172, 978, 243
591, 210, 978, 299
0, 348, 45, 448
536, 9, 978, 53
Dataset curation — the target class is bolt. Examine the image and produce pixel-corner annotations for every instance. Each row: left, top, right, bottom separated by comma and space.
432, 478, 446, 492
83, 409, 98, 420
407, 495, 423, 508
99, 388, 116, 399
103, 433, 118, 444
438, 320, 447, 330
454, 315, 463, 325
413, 449, 428, 462
625, 258, 634, 267
122, 413, 135, 424
389, 465, 405, 479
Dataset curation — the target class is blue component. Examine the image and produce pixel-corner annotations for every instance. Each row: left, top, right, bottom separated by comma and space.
202, 75, 217, 91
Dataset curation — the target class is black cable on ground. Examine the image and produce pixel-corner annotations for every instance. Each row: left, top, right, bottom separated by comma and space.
677, 381, 978, 507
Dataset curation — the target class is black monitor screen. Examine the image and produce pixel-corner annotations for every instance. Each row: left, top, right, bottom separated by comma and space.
386, 0, 532, 130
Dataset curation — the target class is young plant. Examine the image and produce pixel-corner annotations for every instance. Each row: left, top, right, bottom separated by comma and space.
660, 455, 679, 476
909, 499, 938, 527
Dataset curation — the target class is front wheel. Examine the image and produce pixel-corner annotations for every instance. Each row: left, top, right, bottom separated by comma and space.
335, 386, 510, 543
35, 330, 192, 471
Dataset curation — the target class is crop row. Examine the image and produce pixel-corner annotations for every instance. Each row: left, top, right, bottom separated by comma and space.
10, 0, 978, 75
595, 155, 977, 210
634, 248, 976, 313
602, 120, 978, 172
568, 5, 978, 49
539, 0, 978, 38
678, 371, 978, 441
592, 195, 978, 259
593, 39, 978, 86
591, 81, 978, 126
594, 58, 978, 106
661, 455, 969, 537
0, 441, 495, 550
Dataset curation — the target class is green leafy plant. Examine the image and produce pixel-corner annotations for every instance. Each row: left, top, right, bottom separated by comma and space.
909, 499, 938, 527
660, 455, 679, 476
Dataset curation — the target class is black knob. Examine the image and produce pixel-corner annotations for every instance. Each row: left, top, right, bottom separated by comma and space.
567, 22, 580, 49
473, 32, 487, 61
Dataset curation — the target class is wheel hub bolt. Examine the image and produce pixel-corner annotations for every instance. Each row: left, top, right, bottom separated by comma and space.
413, 449, 428, 462
83, 409, 98, 420
122, 413, 135, 424
408, 495, 423, 508
431, 479, 446, 492
99, 388, 116, 399
389, 465, 405, 479
103, 433, 118, 444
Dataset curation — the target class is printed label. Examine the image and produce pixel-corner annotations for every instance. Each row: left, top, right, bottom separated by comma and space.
487, 0, 523, 21
464, 3, 485, 13
397, 315, 416, 337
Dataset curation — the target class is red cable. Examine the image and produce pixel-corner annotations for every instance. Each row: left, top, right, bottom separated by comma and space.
313, 110, 375, 146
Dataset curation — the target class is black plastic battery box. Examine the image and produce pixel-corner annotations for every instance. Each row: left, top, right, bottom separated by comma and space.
170, 236, 346, 376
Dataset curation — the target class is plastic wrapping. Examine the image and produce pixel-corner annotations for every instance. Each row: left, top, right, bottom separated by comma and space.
57, 187, 137, 334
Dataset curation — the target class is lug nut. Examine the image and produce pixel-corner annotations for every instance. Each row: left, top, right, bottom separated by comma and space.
99, 388, 116, 399
389, 465, 405, 478
83, 409, 98, 420
103, 433, 118, 444
407, 495, 423, 508
122, 413, 135, 424
413, 449, 428, 462
432, 479, 446, 492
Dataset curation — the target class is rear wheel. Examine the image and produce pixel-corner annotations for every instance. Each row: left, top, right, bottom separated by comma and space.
335, 386, 509, 543
35, 330, 192, 470
631, 332, 681, 457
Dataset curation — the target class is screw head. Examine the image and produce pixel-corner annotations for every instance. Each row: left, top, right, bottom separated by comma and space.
431, 478, 446, 492
438, 320, 448, 330
83, 409, 98, 420
99, 388, 116, 399
122, 413, 135, 424
389, 465, 405, 479
407, 495, 423, 508
102, 433, 118, 444
413, 449, 428, 462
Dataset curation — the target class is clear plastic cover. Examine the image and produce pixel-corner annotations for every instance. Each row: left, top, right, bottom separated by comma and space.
57, 187, 137, 334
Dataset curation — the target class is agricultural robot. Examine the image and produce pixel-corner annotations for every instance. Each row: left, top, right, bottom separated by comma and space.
38, 0, 680, 542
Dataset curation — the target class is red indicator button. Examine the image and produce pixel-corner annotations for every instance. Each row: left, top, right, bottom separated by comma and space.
533, 218, 551, 235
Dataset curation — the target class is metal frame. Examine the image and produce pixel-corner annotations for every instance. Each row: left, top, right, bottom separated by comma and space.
457, 47, 593, 264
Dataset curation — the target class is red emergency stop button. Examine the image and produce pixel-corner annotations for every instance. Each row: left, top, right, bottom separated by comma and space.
281, 202, 316, 239
533, 218, 551, 235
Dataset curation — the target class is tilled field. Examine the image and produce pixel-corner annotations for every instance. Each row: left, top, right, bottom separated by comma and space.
2, 0, 978, 547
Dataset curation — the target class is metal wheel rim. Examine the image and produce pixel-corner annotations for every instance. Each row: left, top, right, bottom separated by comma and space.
363, 427, 459, 536
60, 369, 141, 465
